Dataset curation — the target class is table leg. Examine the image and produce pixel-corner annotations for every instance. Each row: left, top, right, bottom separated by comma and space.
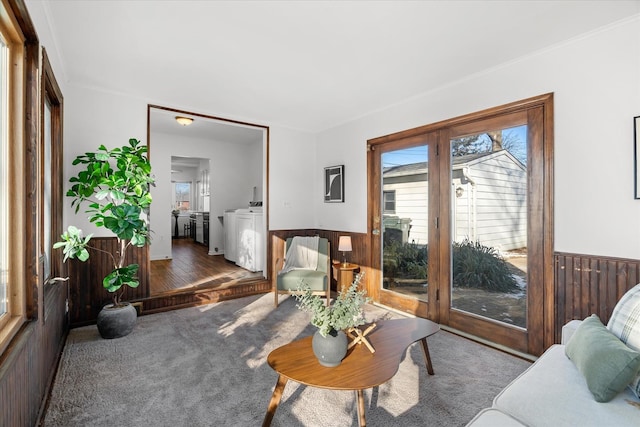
419, 337, 434, 375
342, 270, 354, 293
262, 375, 288, 427
355, 389, 367, 426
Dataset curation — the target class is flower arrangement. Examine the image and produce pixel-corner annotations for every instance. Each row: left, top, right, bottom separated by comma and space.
295, 272, 371, 337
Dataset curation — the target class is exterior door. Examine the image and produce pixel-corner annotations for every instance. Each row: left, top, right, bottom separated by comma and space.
444, 111, 534, 353
368, 131, 440, 320
368, 94, 553, 356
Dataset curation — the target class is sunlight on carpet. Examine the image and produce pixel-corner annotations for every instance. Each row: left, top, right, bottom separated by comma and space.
44, 293, 531, 426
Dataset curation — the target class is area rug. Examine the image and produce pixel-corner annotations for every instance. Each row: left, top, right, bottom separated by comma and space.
44, 294, 531, 426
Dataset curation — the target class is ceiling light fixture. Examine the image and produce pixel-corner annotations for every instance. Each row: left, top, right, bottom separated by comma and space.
175, 116, 194, 126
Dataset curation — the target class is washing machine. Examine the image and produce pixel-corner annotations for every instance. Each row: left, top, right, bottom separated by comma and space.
235, 207, 263, 272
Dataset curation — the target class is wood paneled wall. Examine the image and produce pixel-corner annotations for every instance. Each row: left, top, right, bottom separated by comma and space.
68, 237, 150, 327
140, 279, 271, 314
268, 229, 369, 291
554, 252, 640, 342
0, 282, 68, 427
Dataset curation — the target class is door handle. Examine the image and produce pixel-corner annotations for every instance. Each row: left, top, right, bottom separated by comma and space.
372, 229, 380, 235
47, 276, 69, 285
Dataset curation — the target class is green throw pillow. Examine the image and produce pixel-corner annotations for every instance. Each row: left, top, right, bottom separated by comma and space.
565, 314, 640, 402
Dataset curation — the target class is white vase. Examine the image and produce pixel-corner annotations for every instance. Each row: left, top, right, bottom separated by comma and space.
311, 329, 348, 367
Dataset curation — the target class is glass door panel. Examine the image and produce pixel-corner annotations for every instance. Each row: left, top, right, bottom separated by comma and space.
370, 96, 551, 355
450, 125, 528, 328
381, 146, 429, 303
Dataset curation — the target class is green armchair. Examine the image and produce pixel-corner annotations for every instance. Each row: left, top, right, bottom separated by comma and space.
273, 236, 331, 307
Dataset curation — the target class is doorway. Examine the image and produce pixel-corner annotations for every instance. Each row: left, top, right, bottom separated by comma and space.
147, 105, 269, 297
367, 94, 553, 355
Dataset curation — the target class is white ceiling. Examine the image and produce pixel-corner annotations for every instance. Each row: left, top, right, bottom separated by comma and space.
149, 106, 265, 144
33, 0, 640, 133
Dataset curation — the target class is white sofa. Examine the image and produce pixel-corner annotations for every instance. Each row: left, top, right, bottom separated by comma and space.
467, 301, 640, 426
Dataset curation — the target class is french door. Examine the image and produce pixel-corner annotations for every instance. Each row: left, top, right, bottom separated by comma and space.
368, 132, 439, 319
367, 95, 553, 355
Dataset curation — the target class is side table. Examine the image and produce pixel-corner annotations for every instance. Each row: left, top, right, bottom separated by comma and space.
332, 262, 359, 292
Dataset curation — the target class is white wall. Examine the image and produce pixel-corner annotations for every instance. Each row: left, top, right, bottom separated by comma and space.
27, 0, 321, 244
31, 1, 640, 261
267, 126, 317, 230
61, 86, 150, 237
315, 16, 640, 260
56, 84, 317, 260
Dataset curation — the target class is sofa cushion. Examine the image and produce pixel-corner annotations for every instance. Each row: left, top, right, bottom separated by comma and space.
276, 269, 327, 291
607, 282, 640, 398
608, 283, 640, 350
561, 319, 583, 345
565, 314, 640, 402
465, 408, 525, 427
493, 345, 640, 426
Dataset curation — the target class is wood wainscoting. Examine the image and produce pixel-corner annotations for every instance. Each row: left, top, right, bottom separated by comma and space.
555, 252, 640, 342
67, 237, 150, 327
268, 230, 369, 293
0, 281, 68, 426
139, 279, 271, 315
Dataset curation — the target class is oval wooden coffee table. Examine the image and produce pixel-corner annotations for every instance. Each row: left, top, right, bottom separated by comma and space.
262, 317, 440, 426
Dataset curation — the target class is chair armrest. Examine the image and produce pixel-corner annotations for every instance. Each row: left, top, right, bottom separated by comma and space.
561, 319, 583, 345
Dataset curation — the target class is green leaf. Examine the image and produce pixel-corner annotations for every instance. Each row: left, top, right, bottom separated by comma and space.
95, 190, 110, 200
111, 190, 126, 201
78, 248, 90, 262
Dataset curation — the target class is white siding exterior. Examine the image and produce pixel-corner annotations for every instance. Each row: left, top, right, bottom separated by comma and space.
383, 150, 527, 251
453, 151, 526, 251
383, 178, 428, 245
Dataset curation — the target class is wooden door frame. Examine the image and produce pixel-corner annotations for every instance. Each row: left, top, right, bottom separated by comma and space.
367, 94, 554, 356
367, 132, 440, 320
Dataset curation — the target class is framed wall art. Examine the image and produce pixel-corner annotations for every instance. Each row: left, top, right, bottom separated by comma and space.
324, 165, 344, 203
635, 116, 640, 199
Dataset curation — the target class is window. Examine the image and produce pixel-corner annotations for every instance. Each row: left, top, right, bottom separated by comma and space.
0, 35, 7, 317
42, 98, 52, 279
173, 182, 192, 211
0, 0, 31, 352
383, 190, 396, 214
41, 48, 63, 291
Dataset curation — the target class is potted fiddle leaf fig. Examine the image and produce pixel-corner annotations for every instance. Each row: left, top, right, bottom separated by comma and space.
54, 138, 154, 339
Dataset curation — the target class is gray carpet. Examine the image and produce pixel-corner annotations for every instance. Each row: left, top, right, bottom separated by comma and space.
44, 294, 531, 426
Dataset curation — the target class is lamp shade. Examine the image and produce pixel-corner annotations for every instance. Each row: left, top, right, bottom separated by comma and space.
175, 116, 194, 126
338, 236, 352, 252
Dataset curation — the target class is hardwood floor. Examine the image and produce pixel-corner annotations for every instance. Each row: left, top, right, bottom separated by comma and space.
150, 238, 264, 295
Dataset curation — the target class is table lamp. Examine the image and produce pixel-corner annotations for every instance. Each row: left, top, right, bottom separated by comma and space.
338, 236, 352, 267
